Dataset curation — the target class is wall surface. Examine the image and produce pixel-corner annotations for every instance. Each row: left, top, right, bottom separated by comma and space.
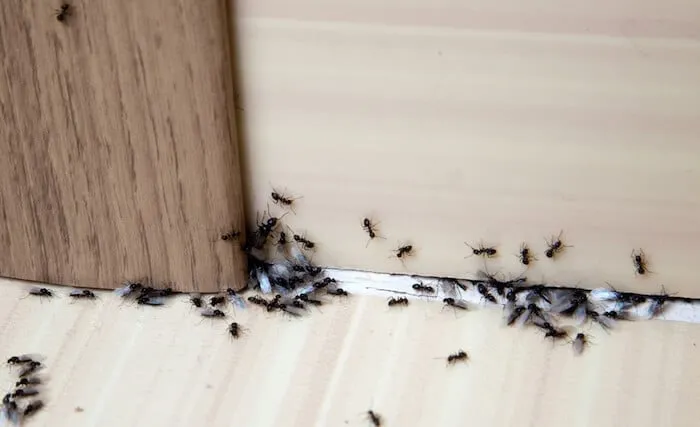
0, 0, 246, 292
231, 0, 700, 297
1, 277, 699, 427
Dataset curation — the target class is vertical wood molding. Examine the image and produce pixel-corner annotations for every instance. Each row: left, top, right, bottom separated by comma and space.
0, 0, 247, 291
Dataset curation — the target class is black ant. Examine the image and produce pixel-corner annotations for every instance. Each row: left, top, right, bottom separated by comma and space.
412, 282, 435, 294
69, 289, 97, 299
506, 305, 526, 326
393, 244, 414, 259
464, 241, 497, 258
12, 388, 40, 399
296, 294, 323, 306
631, 249, 649, 275
7, 355, 38, 365
248, 295, 269, 307
221, 230, 241, 241
537, 322, 568, 341
271, 189, 299, 210
442, 297, 468, 310
228, 322, 242, 339
15, 377, 41, 388
200, 308, 226, 318
210, 296, 225, 307
446, 350, 468, 365
293, 233, 315, 250
327, 288, 349, 297
23, 400, 44, 417
361, 218, 384, 246
19, 361, 42, 377
388, 297, 409, 307
136, 295, 165, 306
366, 410, 382, 427
518, 243, 536, 266
277, 231, 291, 248
189, 294, 203, 308
313, 277, 336, 289
27, 287, 53, 298
544, 230, 570, 259
476, 283, 497, 304
55, 3, 72, 22
572, 332, 590, 355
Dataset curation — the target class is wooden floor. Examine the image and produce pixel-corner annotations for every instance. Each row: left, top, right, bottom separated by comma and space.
1, 277, 700, 427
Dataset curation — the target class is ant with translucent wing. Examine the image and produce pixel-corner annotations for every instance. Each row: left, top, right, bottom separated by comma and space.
270, 185, 301, 213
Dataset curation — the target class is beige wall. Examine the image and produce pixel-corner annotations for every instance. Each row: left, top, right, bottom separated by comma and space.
232, 0, 700, 297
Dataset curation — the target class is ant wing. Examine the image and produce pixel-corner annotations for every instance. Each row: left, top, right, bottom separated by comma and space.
227, 293, 246, 309
113, 284, 136, 298
256, 269, 272, 294
548, 290, 575, 313
589, 288, 619, 302
288, 244, 310, 267
572, 304, 588, 326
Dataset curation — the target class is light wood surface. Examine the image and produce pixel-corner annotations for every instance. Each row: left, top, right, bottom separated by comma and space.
0, 0, 246, 292
1, 277, 699, 427
232, 0, 700, 296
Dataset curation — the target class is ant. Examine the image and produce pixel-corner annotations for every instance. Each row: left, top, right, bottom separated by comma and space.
446, 350, 468, 365
23, 400, 44, 417
276, 231, 291, 249
476, 283, 497, 304
572, 332, 590, 355
387, 297, 409, 307
7, 355, 37, 365
296, 294, 323, 306
412, 282, 435, 294
293, 233, 315, 250
19, 361, 42, 377
228, 322, 242, 339
537, 322, 568, 341
631, 249, 650, 275
366, 410, 382, 427
442, 297, 468, 310
361, 218, 384, 246
189, 294, 203, 308
544, 230, 570, 259
393, 244, 413, 259
136, 295, 165, 306
210, 296, 225, 307
506, 305, 526, 326
271, 189, 300, 210
327, 288, 349, 297
200, 308, 226, 318
69, 289, 97, 299
12, 388, 39, 399
55, 3, 72, 22
464, 241, 497, 258
27, 287, 53, 298
221, 230, 241, 241
518, 243, 536, 266
247, 295, 269, 307
15, 377, 41, 388
114, 282, 143, 298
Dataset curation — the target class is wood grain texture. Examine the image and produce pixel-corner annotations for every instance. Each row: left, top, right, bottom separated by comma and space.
231, 0, 700, 296
1, 278, 699, 427
0, 0, 246, 291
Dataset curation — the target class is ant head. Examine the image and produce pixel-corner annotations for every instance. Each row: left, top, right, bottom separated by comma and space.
363, 218, 371, 227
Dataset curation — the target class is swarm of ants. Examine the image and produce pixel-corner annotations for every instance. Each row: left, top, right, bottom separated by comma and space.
14, 181, 699, 426
1, 354, 46, 425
